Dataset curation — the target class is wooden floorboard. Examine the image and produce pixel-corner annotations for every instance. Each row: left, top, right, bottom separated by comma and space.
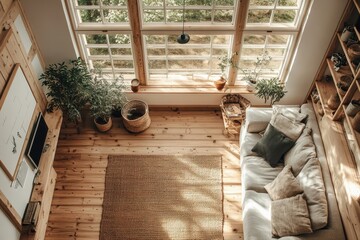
47, 109, 243, 240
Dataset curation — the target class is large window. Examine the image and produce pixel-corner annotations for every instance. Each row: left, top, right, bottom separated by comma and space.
145, 34, 231, 85
67, 0, 309, 87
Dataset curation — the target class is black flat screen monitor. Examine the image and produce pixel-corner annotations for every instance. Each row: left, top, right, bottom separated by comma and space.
26, 112, 48, 168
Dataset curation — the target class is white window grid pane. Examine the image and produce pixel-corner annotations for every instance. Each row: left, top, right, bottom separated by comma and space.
71, 0, 129, 25
236, 33, 294, 84
141, 0, 236, 25
79, 33, 135, 80
247, 0, 305, 27
144, 34, 233, 85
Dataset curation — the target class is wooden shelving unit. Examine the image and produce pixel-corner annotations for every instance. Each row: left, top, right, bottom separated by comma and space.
309, 0, 360, 239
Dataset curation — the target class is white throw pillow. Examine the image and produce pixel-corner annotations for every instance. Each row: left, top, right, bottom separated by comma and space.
273, 105, 308, 123
296, 158, 328, 230
270, 112, 306, 141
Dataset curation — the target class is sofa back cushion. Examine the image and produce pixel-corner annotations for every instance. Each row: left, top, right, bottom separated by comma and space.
284, 127, 317, 176
273, 105, 308, 123
270, 112, 306, 141
296, 158, 328, 230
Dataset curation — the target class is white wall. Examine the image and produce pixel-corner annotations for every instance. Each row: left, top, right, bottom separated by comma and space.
282, 0, 348, 104
20, 0, 347, 106
20, 0, 79, 66
0, 210, 21, 240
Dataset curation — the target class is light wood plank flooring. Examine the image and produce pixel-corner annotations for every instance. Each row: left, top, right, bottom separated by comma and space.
46, 109, 242, 240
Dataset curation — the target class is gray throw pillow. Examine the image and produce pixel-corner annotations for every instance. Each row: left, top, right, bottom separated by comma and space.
271, 194, 313, 237
252, 124, 295, 167
265, 165, 303, 200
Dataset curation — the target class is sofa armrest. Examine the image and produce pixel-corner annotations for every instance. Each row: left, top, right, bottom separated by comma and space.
244, 107, 273, 133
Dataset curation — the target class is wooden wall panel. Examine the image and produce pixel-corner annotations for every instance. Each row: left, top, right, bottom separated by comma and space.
0, 0, 51, 236
0, 0, 46, 110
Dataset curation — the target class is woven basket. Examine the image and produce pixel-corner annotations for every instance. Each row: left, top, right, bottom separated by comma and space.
121, 100, 151, 133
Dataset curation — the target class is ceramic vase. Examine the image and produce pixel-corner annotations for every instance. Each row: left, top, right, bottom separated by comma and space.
214, 77, 226, 90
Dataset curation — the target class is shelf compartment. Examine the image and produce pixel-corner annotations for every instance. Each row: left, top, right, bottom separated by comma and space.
343, 104, 360, 150
326, 58, 352, 101
315, 80, 338, 117
337, 33, 358, 77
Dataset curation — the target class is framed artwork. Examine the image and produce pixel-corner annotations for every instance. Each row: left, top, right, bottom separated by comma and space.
0, 64, 36, 180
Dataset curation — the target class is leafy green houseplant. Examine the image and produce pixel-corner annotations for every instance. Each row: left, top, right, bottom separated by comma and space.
255, 78, 287, 105
89, 75, 127, 132
111, 76, 128, 117
39, 58, 92, 123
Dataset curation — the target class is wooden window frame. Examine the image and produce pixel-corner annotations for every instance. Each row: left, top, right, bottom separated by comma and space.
65, 0, 310, 88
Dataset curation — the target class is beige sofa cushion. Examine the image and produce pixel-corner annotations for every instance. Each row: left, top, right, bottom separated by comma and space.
265, 165, 303, 200
273, 105, 308, 123
297, 158, 328, 230
271, 194, 313, 237
270, 112, 306, 141
245, 108, 273, 133
285, 128, 317, 176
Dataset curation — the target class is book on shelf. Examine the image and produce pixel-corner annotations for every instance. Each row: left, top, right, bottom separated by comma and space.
223, 103, 242, 118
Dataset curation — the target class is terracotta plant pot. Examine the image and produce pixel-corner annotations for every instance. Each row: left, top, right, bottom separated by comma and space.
214, 77, 226, 90
94, 117, 113, 132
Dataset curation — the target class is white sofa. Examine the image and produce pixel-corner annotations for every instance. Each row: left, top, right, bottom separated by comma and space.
239, 103, 345, 239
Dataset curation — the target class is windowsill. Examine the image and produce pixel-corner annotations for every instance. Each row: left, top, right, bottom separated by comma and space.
125, 85, 256, 94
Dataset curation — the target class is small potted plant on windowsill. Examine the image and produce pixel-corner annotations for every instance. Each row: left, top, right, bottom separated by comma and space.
219, 51, 272, 92
240, 51, 272, 92
216, 55, 231, 91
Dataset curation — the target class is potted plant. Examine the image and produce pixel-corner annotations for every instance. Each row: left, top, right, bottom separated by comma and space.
39, 58, 92, 128
219, 51, 272, 91
216, 55, 231, 90
255, 78, 287, 105
111, 76, 128, 117
240, 52, 272, 91
89, 77, 114, 132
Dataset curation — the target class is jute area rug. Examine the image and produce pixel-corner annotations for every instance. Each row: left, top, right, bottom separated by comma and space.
100, 155, 223, 240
